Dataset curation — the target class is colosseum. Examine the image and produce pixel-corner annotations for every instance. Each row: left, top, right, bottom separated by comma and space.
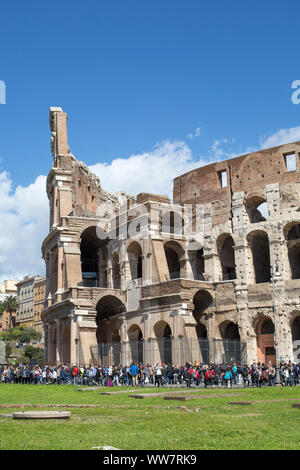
42, 107, 300, 367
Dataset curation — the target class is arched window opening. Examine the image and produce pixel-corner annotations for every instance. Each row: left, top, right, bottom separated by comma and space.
193, 290, 213, 326
287, 224, 300, 240
261, 319, 275, 335
218, 235, 236, 281
128, 325, 143, 364
292, 316, 300, 362
256, 317, 275, 364
247, 231, 271, 284
224, 322, 240, 340
127, 242, 143, 280
219, 321, 241, 363
246, 196, 268, 223
80, 226, 108, 287
286, 224, 300, 279
165, 247, 180, 279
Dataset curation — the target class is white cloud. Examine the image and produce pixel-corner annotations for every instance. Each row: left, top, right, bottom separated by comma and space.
187, 127, 202, 139
260, 126, 300, 149
0, 172, 48, 283
90, 140, 208, 197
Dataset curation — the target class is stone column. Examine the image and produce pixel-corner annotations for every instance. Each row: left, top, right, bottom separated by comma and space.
179, 253, 193, 280
44, 324, 49, 363
69, 313, 78, 365
121, 260, 131, 289
56, 243, 64, 302
55, 318, 61, 365
107, 258, 113, 289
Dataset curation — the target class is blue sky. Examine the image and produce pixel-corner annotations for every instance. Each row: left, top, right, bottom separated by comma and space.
1, 0, 300, 185
0, 0, 300, 281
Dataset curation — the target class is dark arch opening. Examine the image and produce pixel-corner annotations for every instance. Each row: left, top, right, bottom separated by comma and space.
80, 226, 108, 287
224, 322, 240, 340
246, 196, 268, 223
286, 224, 300, 279
128, 325, 143, 364
248, 231, 271, 284
220, 321, 241, 363
292, 316, 300, 362
218, 235, 236, 281
256, 317, 275, 364
96, 296, 125, 365
193, 290, 213, 363
127, 242, 143, 280
261, 319, 275, 335
96, 296, 125, 343
165, 247, 180, 279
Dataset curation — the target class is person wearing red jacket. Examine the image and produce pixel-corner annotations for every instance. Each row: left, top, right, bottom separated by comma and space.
71, 364, 79, 384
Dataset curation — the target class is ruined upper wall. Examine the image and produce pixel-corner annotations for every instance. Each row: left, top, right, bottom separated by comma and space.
48, 107, 120, 222
173, 142, 300, 225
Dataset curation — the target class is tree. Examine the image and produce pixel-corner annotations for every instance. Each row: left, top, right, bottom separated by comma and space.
2, 296, 19, 328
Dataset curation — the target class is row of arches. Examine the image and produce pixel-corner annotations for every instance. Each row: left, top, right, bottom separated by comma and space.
193, 288, 300, 363
79, 221, 300, 289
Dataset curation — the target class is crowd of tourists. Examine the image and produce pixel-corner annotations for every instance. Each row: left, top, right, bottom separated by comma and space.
0, 361, 300, 387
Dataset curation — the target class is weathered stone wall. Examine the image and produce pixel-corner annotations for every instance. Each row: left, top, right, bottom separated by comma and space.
42, 107, 300, 365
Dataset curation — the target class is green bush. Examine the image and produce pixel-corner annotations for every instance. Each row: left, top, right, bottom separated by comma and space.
1, 326, 42, 344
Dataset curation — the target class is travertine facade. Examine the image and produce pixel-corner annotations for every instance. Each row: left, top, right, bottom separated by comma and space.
33, 277, 46, 338
16, 275, 44, 328
42, 107, 300, 366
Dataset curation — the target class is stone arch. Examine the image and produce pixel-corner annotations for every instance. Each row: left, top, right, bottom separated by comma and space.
219, 320, 240, 340
291, 313, 300, 362
255, 315, 275, 364
218, 320, 241, 364
192, 290, 213, 335
128, 324, 143, 364
245, 193, 268, 223
92, 289, 126, 309
127, 241, 143, 280
154, 320, 172, 365
247, 230, 271, 284
217, 233, 236, 281
284, 222, 300, 279
80, 226, 108, 288
95, 295, 126, 344
192, 290, 212, 363
164, 240, 185, 280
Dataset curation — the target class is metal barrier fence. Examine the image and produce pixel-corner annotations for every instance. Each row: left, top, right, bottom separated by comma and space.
89, 338, 247, 366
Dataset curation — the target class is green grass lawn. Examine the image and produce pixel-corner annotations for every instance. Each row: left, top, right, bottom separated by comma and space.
0, 384, 300, 450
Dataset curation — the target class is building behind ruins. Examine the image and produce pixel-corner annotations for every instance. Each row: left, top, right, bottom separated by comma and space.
42, 107, 300, 366
0, 280, 18, 331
